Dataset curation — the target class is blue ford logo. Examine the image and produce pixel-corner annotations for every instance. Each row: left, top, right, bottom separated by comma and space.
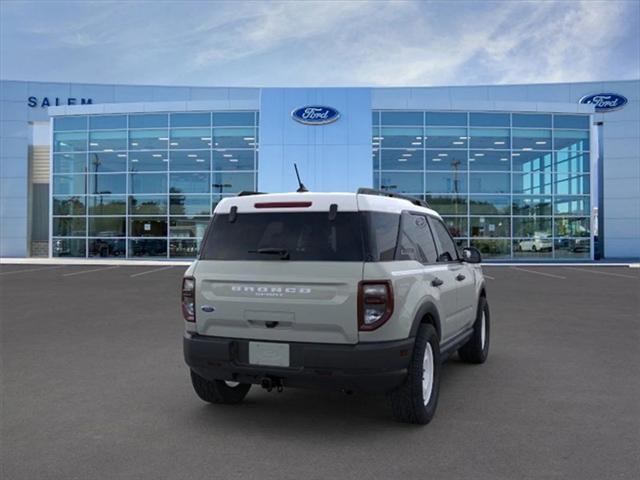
291, 106, 340, 125
580, 93, 628, 112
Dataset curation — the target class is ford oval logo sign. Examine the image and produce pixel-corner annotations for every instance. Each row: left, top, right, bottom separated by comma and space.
291, 106, 340, 125
579, 93, 628, 112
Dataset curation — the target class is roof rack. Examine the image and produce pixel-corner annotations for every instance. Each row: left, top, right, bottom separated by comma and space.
237, 191, 266, 197
357, 188, 430, 208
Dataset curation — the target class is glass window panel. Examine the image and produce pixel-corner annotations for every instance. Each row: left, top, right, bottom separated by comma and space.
53, 153, 86, 174
170, 217, 210, 238
211, 172, 253, 194
170, 239, 201, 258
129, 195, 167, 215
54, 116, 87, 131
89, 239, 126, 257
513, 172, 553, 194
213, 127, 255, 148
512, 129, 551, 150
381, 149, 423, 170
171, 195, 211, 215
170, 172, 210, 194
212, 112, 255, 126
381, 111, 423, 126
129, 114, 167, 128
555, 196, 590, 215
89, 217, 126, 236
130, 217, 168, 237
212, 149, 255, 171
469, 128, 510, 149
379, 127, 423, 148
469, 172, 509, 193
170, 112, 211, 127
373, 171, 380, 189
130, 173, 168, 194
424, 127, 467, 148
129, 129, 169, 150
425, 171, 467, 194
425, 195, 467, 215
513, 217, 552, 237
470, 239, 510, 259
555, 152, 590, 173
53, 196, 86, 215
52, 238, 86, 257
512, 196, 552, 216
88, 195, 126, 215
555, 173, 590, 195
512, 114, 551, 128
514, 238, 553, 257
54, 131, 87, 152
425, 150, 466, 171
53, 174, 86, 195
470, 112, 510, 127
212, 195, 233, 213
425, 112, 467, 126
170, 150, 211, 171
170, 128, 212, 149
468, 151, 510, 171
129, 239, 167, 257
470, 217, 510, 238
555, 217, 590, 237
129, 151, 168, 172
469, 195, 510, 215
379, 172, 424, 194
441, 216, 468, 237
53, 217, 85, 236
372, 112, 380, 125
554, 115, 590, 129
88, 130, 127, 151
554, 238, 590, 258
89, 152, 127, 173
511, 151, 553, 172
554, 130, 590, 151
89, 174, 126, 195
89, 115, 127, 130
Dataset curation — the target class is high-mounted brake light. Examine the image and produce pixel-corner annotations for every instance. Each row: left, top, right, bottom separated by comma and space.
181, 276, 196, 322
254, 201, 312, 208
358, 281, 394, 331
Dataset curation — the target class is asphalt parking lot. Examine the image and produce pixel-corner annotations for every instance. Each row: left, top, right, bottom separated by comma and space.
1, 264, 639, 480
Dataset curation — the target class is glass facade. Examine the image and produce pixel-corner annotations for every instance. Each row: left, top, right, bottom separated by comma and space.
373, 111, 592, 259
52, 111, 258, 258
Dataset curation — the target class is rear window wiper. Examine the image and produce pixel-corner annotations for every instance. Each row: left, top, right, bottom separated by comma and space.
248, 247, 290, 260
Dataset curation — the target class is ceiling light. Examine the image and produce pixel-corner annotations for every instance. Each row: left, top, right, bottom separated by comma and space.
158, 137, 169, 141
415, 136, 422, 140
398, 158, 408, 162
522, 147, 533, 151
229, 158, 238, 163
201, 137, 212, 141
243, 137, 255, 141
223, 154, 233, 158
431, 158, 442, 162
411, 141, 421, 145
438, 153, 448, 157
170, 142, 178, 146
474, 153, 485, 157
188, 154, 197, 158
494, 141, 505, 145
104, 149, 114, 152
512, 153, 520, 157
452, 141, 464, 145
535, 141, 547, 144
500, 157, 509, 161
407, 148, 417, 152
131, 159, 138, 163
89, 142, 98, 146
459, 136, 468, 140
469, 158, 475, 162
117, 154, 126, 158
162, 159, 169, 162
196, 159, 205, 162
152, 154, 162, 158
402, 153, 412, 157
131, 142, 138, 146
373, 136, 382, 140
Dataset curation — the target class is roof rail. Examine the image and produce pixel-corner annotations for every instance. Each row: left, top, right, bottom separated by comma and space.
237, 191, 266, 197
357, 188, 430, 208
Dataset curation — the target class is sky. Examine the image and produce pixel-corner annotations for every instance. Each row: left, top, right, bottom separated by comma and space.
1, 0, 639, 87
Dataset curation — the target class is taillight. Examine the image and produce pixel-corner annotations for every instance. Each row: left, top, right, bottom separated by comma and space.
181, 276, 195, 322
358, 281, 394, 331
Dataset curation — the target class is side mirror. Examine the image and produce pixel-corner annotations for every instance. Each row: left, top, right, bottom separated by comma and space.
462, 247, 482, 264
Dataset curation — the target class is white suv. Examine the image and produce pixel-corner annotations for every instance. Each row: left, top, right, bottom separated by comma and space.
182, 189, 490, 424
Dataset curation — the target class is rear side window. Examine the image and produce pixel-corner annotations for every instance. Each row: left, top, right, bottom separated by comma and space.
428, 217, 459, 262
361, 212, 400, 261
200, 212, 364, 261
395, 212, 438, 263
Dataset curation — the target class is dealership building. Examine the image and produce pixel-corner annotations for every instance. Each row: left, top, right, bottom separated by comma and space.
0, 79, 638, 261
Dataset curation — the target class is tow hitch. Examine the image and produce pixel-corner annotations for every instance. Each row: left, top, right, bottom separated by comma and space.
260, 376, 284, 393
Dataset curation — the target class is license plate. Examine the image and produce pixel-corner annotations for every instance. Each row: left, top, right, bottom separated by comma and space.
249, 341, 290, 367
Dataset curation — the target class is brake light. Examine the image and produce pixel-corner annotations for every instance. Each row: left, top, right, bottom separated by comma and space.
254, 201, 312, 208
181, 276, 195, 322
358, 281, 394, 331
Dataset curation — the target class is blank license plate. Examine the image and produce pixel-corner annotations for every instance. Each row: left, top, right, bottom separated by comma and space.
249, 342, 290, 367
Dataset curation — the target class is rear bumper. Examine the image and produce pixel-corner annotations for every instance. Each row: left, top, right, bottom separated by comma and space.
184, 333, 415, 393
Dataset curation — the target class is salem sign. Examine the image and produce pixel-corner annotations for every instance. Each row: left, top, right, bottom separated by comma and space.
28, 96, 93, 108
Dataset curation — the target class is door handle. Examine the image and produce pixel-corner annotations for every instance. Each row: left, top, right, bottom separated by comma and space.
456, 274, 466, 281
431, 277, 444, 287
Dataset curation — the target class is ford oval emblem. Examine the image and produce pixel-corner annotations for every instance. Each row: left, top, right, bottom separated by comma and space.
579, 93, 628, 112
291, 106, 340, 125
200, 305, 215, 313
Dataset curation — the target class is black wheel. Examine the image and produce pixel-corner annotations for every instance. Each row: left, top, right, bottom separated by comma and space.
190, 370, 251, 404
531, 244, 537, 252
389, 324, 441, 425
458, 296, 490, 364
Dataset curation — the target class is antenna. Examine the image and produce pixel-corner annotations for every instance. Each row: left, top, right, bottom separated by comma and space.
294, 163, 309, 192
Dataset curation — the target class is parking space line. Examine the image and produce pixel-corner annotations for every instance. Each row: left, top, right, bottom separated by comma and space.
62, 266, 120, 277
129, 266, 176, 277
0, 265, 66, 276
564, 267, 638, 279
510, 267, 566, 279
483, 274, 495, 280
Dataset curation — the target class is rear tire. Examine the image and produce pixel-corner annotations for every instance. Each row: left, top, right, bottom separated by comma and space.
389, 324, 441, 425
190, 370, 251, 404
458, 296, 490, 364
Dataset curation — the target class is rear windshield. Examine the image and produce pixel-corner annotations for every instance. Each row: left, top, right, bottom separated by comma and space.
200, 212, 365, 261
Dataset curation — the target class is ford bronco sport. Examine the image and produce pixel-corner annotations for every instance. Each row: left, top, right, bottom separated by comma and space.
183, 189, 489, 424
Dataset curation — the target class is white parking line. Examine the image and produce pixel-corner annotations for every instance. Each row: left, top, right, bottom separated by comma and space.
564, 267, 638, 279
510, 267, 566, 279
62, 266, 120, 277
129, 266, 176, 277
483, 274, 495, 280
0, 265, 66, 276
